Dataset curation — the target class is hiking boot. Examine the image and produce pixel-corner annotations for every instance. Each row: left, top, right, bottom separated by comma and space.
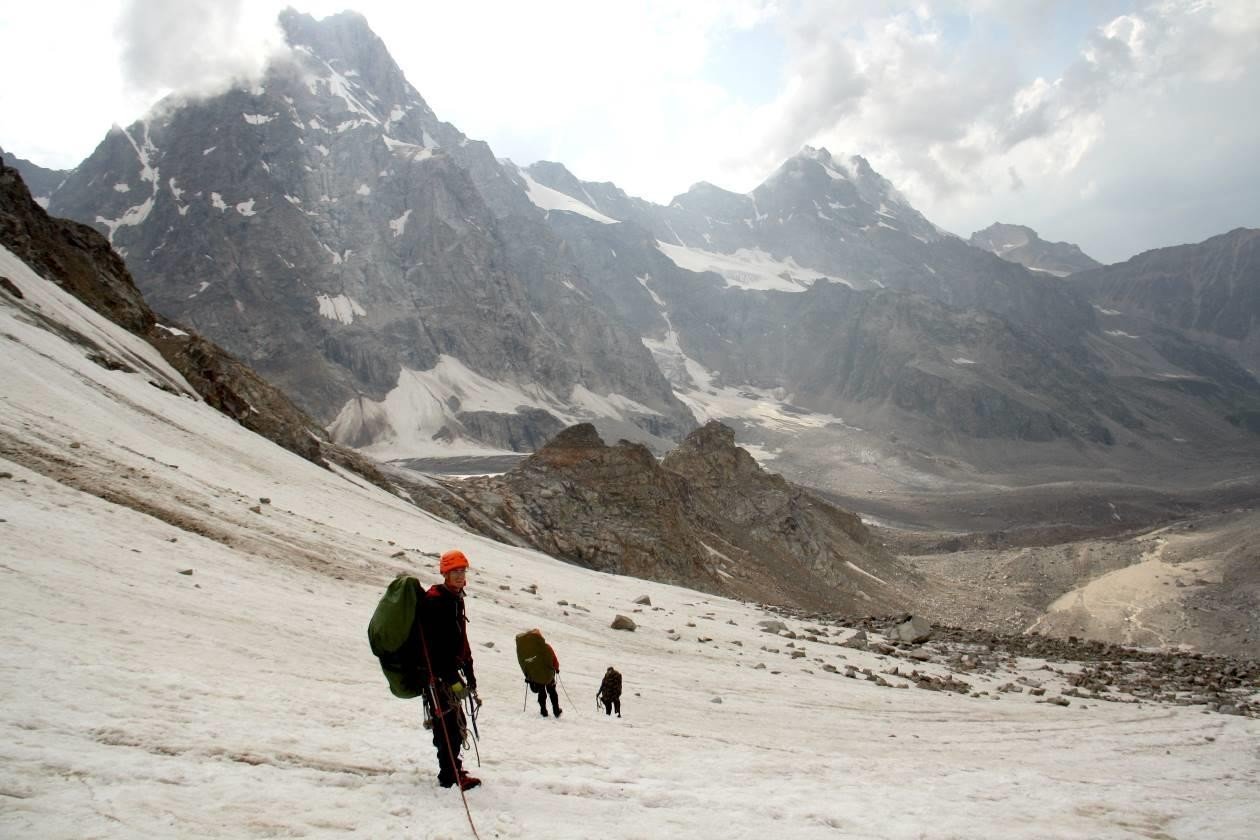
540, 708, 548, 717
553, 707, 563, 718
440, 771, 481, 790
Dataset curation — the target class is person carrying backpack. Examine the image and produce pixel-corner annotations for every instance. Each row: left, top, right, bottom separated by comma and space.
422, 549, 482, 790
597, 666, 622, 717
516, 628, 562, 718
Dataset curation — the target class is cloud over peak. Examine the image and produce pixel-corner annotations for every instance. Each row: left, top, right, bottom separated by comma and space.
116, 0, 287, 103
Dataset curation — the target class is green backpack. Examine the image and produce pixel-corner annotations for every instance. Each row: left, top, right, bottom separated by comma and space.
368, 575, 429, 699
515, 630, 556, 684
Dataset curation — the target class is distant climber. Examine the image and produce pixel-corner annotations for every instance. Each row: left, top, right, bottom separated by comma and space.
516, 628, 562, 718
423, 549, 482, 790
597, 666, 622, 717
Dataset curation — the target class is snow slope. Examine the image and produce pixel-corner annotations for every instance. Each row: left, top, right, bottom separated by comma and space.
326, 355, 661, 462
2, 246, 1258, 838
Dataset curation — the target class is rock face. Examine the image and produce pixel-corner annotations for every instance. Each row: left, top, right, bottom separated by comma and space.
969, 223, 1102, 276
423, 421, 931, 614
1, 156, 385, 486
1072, 228, 1260, 376
44, 10, 694, 456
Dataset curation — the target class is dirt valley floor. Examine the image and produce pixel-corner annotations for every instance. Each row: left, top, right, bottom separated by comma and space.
893, 506, 1260, 659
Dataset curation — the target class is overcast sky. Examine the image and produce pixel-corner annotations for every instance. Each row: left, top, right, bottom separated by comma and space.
1, 1, 1257, 263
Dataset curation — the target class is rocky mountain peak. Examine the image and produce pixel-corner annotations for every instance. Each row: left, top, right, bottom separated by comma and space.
682, 418, 738, 449
799, 145, 838, 163
669, 180, 751, 220
748, 146, 936, 242
970, 222, 1101, 276
523, 422, 637, 469
662, 420, 765, 486
972, 222, 1034, 248
274, 8, 436, 126
280, 8, 377, 59
524, 160, 584, 195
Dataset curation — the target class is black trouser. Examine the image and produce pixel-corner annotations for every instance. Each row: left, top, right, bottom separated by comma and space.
429, 691, 465, 785
531, 680, 560, 715
602, 696, 621, 716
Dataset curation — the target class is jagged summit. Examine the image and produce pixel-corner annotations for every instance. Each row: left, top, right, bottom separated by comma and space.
539, 421, 606, 449
277, 8, 428, 118
668, 180, 752, 218
524, 422, 626, 468
662, 419, 764, 482
680, 418, 739, 448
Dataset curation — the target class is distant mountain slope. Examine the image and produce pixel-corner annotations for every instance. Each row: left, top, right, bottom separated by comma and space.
0, 145, 66, 205
515, 155, 1260, 484
44, 10, 694, 458
970, 222, 1102, 276
524, 149, 1094, 334
1072, 228, 1260, 375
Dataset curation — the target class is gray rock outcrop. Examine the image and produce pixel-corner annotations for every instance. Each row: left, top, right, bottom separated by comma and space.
418, 420, 935, 614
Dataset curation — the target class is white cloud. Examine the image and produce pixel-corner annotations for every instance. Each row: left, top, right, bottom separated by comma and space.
116, 0, 288, 102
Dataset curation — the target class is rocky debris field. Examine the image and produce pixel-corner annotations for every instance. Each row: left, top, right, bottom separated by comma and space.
760, 609, 1260, 718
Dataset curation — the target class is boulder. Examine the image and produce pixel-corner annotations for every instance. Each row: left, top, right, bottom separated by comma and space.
893, 615, 933, 644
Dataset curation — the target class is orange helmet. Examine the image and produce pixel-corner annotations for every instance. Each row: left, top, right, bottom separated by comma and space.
440, 549, 469, 574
